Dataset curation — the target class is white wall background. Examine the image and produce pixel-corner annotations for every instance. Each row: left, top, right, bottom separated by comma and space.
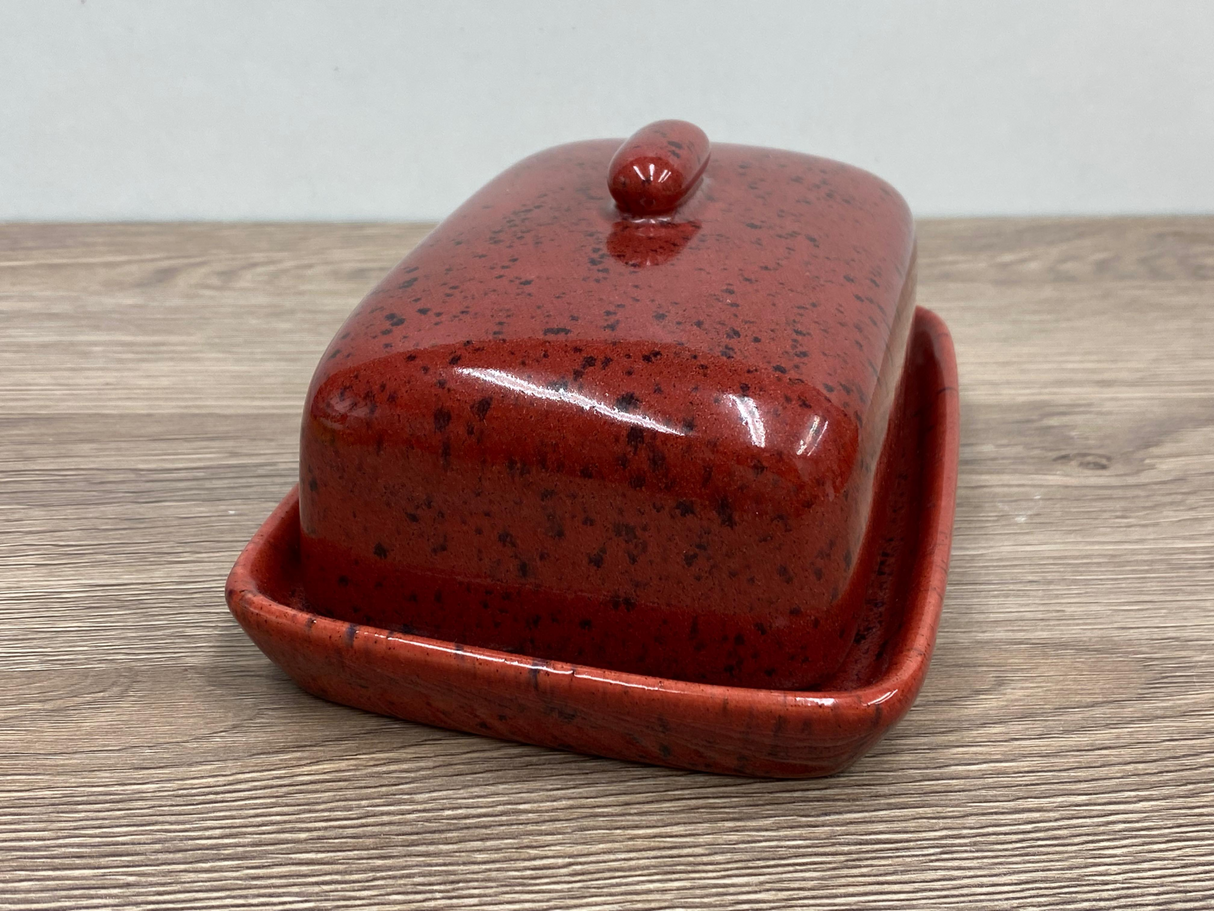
3, 0, 1212, 221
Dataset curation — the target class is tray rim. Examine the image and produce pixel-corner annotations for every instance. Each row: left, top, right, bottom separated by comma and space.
226, 306, 958, 776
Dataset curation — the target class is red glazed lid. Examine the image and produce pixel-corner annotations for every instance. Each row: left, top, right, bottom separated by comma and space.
299, 120, 916, 690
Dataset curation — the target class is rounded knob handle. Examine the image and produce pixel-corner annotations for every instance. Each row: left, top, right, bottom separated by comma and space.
608, 120, 710, 217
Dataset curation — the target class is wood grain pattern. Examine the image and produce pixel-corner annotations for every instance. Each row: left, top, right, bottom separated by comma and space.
1, 220, 1212, 909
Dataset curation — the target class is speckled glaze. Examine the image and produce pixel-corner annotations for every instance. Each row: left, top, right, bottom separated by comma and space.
227, 308, 958, 778
296, 122, 917, 691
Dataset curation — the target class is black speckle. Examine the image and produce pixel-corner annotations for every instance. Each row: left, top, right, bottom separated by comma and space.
433, 407, 452, 432
614, 392, 641, 412
373, 542, 389, 559
543, 327, 572, 336
612, 523, 638, 542
472, 396, 493, 420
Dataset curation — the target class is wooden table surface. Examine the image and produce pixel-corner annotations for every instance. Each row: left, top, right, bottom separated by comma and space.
2, 219, 1212, 909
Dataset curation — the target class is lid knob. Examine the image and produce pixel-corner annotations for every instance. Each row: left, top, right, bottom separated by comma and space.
608, 120, 710, 218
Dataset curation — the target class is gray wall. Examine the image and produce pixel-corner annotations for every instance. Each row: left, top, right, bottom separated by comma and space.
4, 0, 1212, 220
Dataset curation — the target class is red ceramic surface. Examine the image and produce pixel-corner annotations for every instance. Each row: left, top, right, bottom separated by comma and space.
297, 121, 918, 691
226, 308, 957, 778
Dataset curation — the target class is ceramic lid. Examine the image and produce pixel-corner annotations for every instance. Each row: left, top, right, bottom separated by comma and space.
299, 121, 917, 689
